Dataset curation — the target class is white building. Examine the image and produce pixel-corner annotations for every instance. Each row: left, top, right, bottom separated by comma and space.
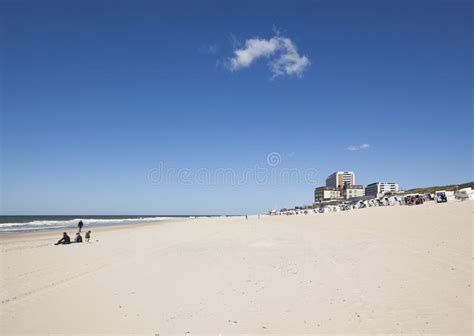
365, 182, 399, 197
314, 187, 342, 203
326, 171, 355, 189
342, 185, 365, 199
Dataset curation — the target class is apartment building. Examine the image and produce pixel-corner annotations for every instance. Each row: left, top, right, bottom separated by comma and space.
326, 171, 355, 189
314, 186, 342, 203
342, 184, 365, 199
365, 182, 399, 197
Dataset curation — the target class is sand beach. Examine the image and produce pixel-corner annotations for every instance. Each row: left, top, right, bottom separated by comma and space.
1, 200, 472, 334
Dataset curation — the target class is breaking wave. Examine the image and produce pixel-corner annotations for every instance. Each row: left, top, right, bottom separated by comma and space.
0, 216, 182, 233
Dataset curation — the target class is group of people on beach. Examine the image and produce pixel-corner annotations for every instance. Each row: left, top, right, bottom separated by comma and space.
55, 220, 91, 246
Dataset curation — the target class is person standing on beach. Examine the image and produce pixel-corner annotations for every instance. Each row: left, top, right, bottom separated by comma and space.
78, 220, 84, 232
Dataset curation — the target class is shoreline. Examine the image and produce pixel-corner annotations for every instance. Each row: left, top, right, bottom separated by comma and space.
0, 217, 198, 242
0, 200, 450, 241
0, 215, 244, 235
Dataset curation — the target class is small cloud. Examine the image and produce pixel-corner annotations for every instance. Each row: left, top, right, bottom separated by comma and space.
347, 144, 370, 151
225, 32, 310, 78
199, 44, 219, 55
229, 33, 240, 49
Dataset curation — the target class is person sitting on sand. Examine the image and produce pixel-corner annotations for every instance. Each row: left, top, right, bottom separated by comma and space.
75, 232, 83, 243
55, 232, 71, 245
85, 230, 91, 242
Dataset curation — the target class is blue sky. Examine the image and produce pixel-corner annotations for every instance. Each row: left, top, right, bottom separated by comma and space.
1, 0, 472, 215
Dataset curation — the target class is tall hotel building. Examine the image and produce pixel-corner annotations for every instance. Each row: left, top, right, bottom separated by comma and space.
326, 171, 355, 189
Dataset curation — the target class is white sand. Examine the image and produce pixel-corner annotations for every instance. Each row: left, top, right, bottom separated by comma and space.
1, 201, 472, 335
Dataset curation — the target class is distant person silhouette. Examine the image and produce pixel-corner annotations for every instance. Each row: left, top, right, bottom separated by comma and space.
78, 220, 84, 232
55, 232, 71, 245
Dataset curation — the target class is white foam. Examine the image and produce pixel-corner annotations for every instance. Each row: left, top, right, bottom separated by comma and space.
0, 217, 182, 232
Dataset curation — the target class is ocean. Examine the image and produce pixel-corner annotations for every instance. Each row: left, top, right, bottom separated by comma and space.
0, 215, 195, 233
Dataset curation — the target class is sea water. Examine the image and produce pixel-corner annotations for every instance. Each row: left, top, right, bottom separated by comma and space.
0, 215, 193, 233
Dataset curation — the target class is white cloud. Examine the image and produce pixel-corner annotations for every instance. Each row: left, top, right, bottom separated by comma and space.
347, 144, 370, 151
226, 34, 310, 78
